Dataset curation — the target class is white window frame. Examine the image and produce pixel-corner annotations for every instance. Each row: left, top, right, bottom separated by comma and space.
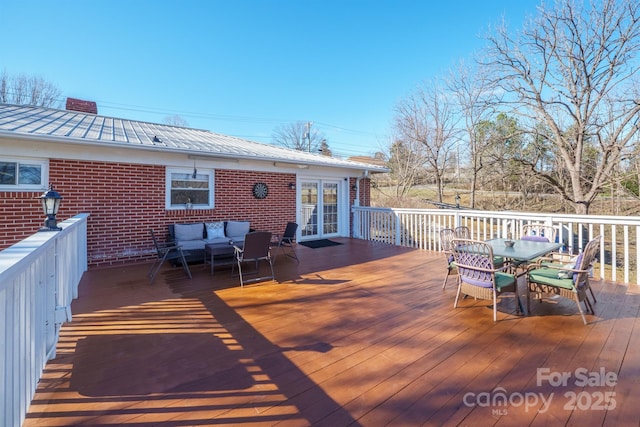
0, 157, 48, 191
165, 167, 215, 210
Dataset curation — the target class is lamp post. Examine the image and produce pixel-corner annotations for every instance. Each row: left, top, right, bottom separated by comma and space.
38, 184, 63, 231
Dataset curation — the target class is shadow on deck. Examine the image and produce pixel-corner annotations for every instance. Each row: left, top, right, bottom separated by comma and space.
25, 238, 640, 426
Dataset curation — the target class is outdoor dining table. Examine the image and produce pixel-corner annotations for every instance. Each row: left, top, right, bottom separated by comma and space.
484, 238, 565, 316
485, 238, 563, 272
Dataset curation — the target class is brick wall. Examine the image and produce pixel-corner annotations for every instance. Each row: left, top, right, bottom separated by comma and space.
349, 177, 371, 206
0, 190, 45, 243
0, 159, 302, 268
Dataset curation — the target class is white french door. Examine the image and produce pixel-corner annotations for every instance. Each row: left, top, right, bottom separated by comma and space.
299, 179, 340, 240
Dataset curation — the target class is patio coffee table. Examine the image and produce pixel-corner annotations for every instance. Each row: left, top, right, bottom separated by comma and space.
204, 242, 241, 276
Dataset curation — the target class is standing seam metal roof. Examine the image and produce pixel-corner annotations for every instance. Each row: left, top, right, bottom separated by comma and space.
0, 103, 387, 171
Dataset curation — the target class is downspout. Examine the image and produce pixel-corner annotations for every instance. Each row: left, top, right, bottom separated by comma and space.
353, 170, 369, 207
351, 170, 368, 239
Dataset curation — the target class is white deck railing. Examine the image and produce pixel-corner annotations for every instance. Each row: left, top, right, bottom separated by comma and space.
352, 206, 640, 285
0, 213, 89, 427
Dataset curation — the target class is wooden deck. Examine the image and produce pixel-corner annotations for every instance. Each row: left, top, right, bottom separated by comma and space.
24, 238, 640, 426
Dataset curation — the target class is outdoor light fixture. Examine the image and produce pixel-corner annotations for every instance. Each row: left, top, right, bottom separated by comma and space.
351, 184, 358, 191
38, 184, 63, 231
455, 194, 461, 209
288, 182, 296, 190
273, 162, 309, 169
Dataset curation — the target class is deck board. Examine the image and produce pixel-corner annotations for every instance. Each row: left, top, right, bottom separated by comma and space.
24, 238, 639, 426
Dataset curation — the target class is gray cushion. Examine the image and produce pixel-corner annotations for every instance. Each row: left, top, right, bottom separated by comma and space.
174, 223, 204, 241
225, 221, 250, 239
204, 236, 231, 245
176, 239, 206, 251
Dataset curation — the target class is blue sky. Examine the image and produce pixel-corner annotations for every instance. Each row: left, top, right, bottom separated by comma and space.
1, 0, 539, 158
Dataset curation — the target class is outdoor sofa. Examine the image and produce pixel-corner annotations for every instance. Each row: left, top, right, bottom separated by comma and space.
167, 221, 251, 263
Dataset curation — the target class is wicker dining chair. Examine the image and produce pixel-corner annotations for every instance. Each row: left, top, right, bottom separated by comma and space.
511, 223, 560, 272
526, 235, 600, 324
451, 238, 521, 321
440, 228, 457, 290
453, 239, 522, 322
454, 225, 506, 269
454, 226, 471, 239
520, 224, 557, 243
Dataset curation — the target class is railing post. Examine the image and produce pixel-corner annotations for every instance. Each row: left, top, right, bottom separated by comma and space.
453, 210, 462, 229
395, 211, 402, 246
352, 206, 361, 239
45, 246, 57, 359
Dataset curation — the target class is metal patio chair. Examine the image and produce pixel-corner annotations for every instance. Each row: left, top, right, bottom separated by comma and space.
148, 229, 192, 284
271, 222, 299, 263
233, 231, 275, 287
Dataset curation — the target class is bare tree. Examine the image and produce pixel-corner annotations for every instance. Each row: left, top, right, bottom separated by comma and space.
394, 80, 457, 202
0, 70, 61, 108
162, 115, 189, 127
272, 121, 327, 152
383, 136, 428, 200
446, 60, 498, 208
485, 0, 640, 214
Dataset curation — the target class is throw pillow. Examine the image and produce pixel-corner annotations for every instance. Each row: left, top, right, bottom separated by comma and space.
205, 221, 225, 239
557, 255, 580, 279
557, 268, 572, 279
174, 223, 204, 241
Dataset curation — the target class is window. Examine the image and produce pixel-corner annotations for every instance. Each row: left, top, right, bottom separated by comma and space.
0, 159, 47, 190
166, 168, 214, 209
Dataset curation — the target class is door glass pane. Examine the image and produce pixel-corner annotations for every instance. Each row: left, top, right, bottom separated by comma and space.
301, 182, 318, 237
323, 182, 338, 234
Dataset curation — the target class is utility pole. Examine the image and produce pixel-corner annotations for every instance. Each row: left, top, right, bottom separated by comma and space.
304, 121, 313, 152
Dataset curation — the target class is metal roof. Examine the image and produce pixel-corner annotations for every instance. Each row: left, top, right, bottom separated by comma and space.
0, 103, 387, 172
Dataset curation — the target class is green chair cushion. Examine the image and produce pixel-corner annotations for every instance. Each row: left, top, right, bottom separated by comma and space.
528, 267, 575, 291
495, 272, 516, 290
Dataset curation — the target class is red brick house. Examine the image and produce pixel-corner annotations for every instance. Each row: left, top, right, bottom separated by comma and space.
0, 103, 386, 268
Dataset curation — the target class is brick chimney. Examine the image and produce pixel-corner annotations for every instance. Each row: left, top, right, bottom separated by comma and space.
65, 97, 98, 114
